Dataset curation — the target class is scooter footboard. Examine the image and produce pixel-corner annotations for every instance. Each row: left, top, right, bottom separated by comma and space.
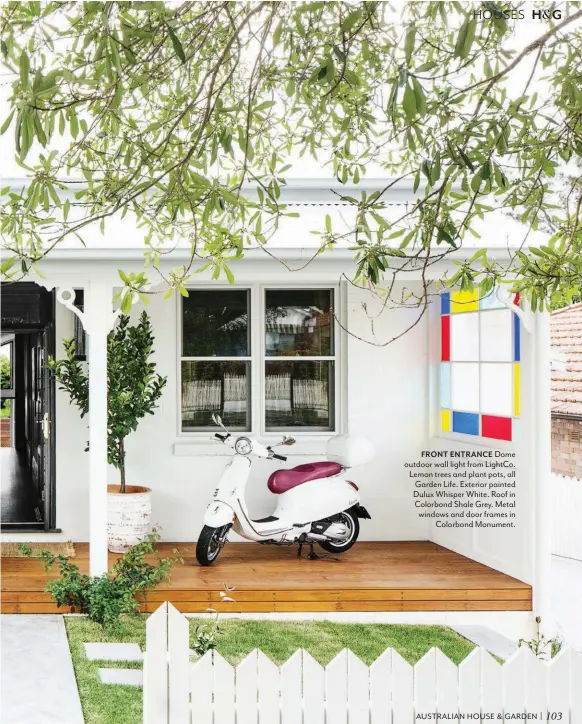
203, 502, 236, 528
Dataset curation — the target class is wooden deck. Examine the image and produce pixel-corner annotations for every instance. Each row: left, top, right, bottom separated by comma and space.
1, 541, 532, 613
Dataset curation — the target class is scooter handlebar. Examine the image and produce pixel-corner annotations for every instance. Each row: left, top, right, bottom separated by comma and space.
215, 433, 228, 441
271, 452, 287, 461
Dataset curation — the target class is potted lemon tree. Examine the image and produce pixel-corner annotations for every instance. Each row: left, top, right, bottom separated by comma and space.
50, 311, 167, 552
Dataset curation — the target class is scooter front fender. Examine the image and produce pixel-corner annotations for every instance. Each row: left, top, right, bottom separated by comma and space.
203, 501, 236, 528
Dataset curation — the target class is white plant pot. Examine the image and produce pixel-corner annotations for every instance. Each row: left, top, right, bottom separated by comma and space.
107, 485, 152, 553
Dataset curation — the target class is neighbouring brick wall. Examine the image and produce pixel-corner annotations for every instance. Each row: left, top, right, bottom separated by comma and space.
552, 416, 582, 478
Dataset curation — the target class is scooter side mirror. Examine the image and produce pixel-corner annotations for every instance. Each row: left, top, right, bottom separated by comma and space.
282, 436, 296, 446
212, 413, 223, 427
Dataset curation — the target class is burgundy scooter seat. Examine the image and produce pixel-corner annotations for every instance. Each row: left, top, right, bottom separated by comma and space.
267, 461, 343, 494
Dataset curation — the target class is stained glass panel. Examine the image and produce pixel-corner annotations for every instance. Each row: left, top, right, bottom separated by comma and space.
439, 289, 520, 442
452, 411, 479, 435
451, 290, 479, 313
482, 415, 512, 441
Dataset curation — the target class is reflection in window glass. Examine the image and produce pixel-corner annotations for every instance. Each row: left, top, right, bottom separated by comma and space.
181, 361, 250, 430
182, 290, 249, 357
1, 342, 12, 389
265, 360, 334, 430
265, 290, 333, 356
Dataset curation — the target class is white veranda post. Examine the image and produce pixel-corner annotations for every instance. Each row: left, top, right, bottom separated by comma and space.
57, 282, 120, 576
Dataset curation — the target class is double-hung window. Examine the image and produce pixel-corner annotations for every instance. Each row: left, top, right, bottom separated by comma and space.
180, 288, 337, 434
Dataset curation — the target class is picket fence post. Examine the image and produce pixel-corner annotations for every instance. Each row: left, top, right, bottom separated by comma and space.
144, 602, 582, 723
143, 601, 168, 724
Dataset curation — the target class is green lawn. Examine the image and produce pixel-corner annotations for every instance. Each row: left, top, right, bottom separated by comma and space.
65, 615, 476, 724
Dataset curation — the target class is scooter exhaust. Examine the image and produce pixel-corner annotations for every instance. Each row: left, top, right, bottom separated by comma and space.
308, 522, 350, 543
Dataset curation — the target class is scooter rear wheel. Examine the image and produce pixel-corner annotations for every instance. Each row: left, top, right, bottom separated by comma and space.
196, 524, 230, 566
319, 508, 360, 554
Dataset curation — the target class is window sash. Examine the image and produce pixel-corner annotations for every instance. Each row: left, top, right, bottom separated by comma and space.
179, 285, 339, 434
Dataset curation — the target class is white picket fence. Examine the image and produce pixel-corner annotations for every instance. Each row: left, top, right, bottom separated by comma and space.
552, 473, 582, 560
143, 603, 582, 724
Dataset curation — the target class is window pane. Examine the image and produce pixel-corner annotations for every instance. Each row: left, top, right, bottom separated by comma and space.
265, 361, 334, 430
480, 309, 512, 362
450, 312, 479, 361
182, 290, 249, 357
1, 342, 13, 389
480, 363, 512, 417
181, 361, 250, 430
451, 362, 479, 412
265, 289, 333, 356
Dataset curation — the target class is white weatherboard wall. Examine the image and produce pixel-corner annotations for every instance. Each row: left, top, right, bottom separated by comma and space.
53, 268, 429, 543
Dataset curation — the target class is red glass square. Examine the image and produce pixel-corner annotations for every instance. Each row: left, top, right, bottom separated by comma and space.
441, 315, 450, 361
482, 415, 512, 441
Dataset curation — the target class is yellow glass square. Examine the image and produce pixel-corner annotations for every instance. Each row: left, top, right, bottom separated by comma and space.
451, 290, 479, 313
513, 363, 520, 417
441, 409, 451, 432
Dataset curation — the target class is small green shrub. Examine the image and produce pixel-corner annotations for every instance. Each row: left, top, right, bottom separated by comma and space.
19, 531, 181, 630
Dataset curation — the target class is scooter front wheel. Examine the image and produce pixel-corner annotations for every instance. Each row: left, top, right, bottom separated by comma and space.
319, 508, 360, 554
196, 524, 231, 566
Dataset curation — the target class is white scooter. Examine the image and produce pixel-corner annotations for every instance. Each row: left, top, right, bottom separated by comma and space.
196, 414, 374, 566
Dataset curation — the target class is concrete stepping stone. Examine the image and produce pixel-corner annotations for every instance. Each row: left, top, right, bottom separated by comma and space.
98, 668, 143, 687
451, 625, 518, 660
84, 642, 143, 661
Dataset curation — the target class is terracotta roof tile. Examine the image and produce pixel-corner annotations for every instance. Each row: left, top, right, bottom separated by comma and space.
551, 303, 582, 416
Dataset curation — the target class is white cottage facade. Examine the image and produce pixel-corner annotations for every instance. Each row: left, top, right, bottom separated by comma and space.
1, 180, 552, 627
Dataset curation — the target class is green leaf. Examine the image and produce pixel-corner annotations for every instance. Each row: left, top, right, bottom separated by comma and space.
325, 214, 332, 232
454, 17, 476, 59
402, 83, 417, 122
458, 148, 475, 171
223, 264, 235, 285
341, 10, 362, 33
412, 78, 426, 116
167, 24, 186, 64
19, 52, 30, 88
404, 24, 416, 65
416, 61, 437, 72
0, 109, 14, 135
70, 112, 79, 139
120, 292, 132, 314
1, 256, 16, 275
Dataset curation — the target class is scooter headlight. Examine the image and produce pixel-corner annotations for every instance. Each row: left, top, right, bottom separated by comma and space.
235, 437, 253, 455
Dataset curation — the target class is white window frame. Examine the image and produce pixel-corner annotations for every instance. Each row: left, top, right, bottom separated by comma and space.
177, 283, 343, 438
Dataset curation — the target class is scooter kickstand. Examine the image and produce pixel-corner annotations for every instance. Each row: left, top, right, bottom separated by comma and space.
306, 542, 340, 563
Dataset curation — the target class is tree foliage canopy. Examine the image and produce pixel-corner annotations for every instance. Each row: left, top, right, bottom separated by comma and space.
2, 1, 582, 311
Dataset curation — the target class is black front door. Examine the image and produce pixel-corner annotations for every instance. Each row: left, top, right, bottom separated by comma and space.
1, 282, 56, 530
28, 327, 54, 525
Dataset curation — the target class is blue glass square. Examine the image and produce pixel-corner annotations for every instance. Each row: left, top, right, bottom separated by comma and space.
514, 313, 520, 361
452, 411, 479, 436
441, 293, 450, 315
479, 289, 505, 310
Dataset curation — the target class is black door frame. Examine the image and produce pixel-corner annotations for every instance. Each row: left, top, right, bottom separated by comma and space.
1, 291, 57, 532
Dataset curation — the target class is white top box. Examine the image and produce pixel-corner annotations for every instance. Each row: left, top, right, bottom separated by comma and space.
326, 434, 375, 468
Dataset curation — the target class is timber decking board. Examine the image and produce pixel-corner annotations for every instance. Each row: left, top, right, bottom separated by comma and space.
0, 541, 532, 613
